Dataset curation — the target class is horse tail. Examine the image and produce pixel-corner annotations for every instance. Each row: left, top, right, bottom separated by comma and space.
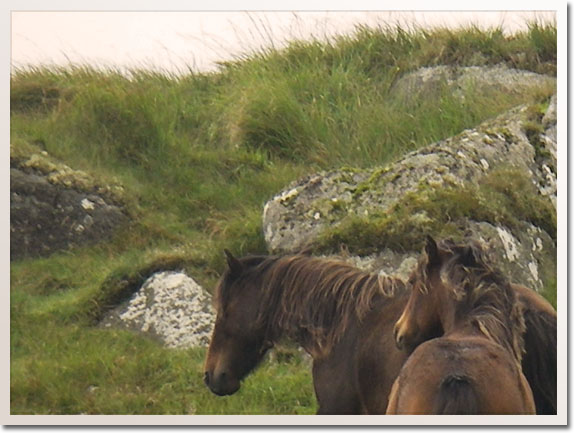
433, 375, 479, 414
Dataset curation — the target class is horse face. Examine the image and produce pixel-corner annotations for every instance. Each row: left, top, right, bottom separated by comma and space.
394, 236, 446, 351
393, 274, 442, 352
203, 314, 271, 396
204, 255, 272, 396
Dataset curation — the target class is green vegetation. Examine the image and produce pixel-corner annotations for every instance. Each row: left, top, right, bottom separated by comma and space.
10, 22, 556, 414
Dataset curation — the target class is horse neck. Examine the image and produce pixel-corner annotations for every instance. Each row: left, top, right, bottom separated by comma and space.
262, 256, 402, 358
444, 286, 525, 364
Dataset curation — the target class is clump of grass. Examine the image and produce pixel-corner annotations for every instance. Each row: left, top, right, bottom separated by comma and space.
542, 276, 557, 309
226, 78, 316, 160
523, 120, 554, 168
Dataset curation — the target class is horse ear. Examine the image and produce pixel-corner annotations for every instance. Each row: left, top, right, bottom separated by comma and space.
297, 245, 313, 256
424, 235, 441, 265
224, 249, 243, 277
462, 244, 477, 267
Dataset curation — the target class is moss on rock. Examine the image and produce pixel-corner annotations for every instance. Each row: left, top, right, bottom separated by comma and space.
10, 141, 126, 207
315, 166, 556, 256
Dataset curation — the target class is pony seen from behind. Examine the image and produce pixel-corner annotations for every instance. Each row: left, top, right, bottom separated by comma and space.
388, 236, 536, 414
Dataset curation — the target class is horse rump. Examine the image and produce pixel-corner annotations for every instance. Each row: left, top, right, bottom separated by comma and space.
433, 375, 478, 414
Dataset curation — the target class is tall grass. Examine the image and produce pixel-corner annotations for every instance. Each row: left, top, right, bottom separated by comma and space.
10, 22, 557, 414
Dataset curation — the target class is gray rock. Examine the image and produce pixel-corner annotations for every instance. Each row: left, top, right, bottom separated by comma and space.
465, 221, 555, 291
541, 94, 557, 178
100, 271, 216, 348
324, 220, 555, 293
328, 250, 419, 281
10, 167, 128, 260
389, 65, 555, 103
263, 96, 557, 292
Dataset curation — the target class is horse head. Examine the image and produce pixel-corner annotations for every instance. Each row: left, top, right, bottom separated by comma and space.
393, 236, 460, 351
203, 250, 273, 396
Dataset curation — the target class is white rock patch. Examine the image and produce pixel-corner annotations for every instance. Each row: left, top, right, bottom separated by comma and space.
528, 261, 540, 285
104, 271, 215, 348
496, 227, 520, 262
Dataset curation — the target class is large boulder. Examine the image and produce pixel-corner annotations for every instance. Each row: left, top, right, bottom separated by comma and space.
10, 144, 128, 260
263, 95, 557, 291
100, 271, 215, 348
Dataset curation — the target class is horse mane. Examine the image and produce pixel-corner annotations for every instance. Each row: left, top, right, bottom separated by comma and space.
215, 254, 405, 356
421, 239, 527, 364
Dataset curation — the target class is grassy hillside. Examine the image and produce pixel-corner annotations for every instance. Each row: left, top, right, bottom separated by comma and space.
10, 22, 557, 415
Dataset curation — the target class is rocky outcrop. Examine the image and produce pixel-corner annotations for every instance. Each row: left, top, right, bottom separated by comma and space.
543, 95, 557, 151
10, 144, 128, 260
100, 271, 215, 348
263, 94, 557, 291
389, 65, 556, 103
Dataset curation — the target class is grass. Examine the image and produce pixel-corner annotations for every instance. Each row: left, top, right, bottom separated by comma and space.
10, 22, 557, 415
11, 324, 315, 415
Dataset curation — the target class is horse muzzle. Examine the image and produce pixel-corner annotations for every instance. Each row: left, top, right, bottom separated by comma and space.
393, 318, 416, 351
204, 370, 241, 396
393, 323, 405, 350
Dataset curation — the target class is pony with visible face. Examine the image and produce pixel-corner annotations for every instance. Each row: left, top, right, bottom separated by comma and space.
203, 250, 410, 414
389, 237, 536, 414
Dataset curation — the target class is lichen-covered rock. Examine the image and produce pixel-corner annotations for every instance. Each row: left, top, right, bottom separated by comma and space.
263, 169, 370, 254
100, 271, 216, 348
10, 143, 125, 204
327, 250, 419, 281
538, 94, 558, 205
466, 221, 556, 291
10, 144, 128, 260
263, 96, 557, 292
543, 94, 557, 142
330, 219, 555, 291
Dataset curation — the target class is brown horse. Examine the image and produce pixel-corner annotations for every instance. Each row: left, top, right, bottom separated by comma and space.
389, 237, 536, 414
512, 283, 557, 414
204, 248, 556, 414
203, 250, 410, 414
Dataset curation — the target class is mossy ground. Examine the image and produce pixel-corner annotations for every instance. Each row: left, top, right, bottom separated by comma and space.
10, 22, 557, 415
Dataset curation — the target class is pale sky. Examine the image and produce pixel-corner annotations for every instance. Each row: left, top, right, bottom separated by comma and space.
11, 11, 556, 74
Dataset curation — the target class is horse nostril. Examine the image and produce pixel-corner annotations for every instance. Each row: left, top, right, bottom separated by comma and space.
394, 324, 405, 350
203, 371, 210, 386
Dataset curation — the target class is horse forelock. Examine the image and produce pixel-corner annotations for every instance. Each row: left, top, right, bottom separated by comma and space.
422, 239, 526, 363
213, 254, 273, 315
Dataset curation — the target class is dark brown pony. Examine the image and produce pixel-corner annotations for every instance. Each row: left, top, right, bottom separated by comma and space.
389, 237, 536, 414
203, 251, 410, 414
